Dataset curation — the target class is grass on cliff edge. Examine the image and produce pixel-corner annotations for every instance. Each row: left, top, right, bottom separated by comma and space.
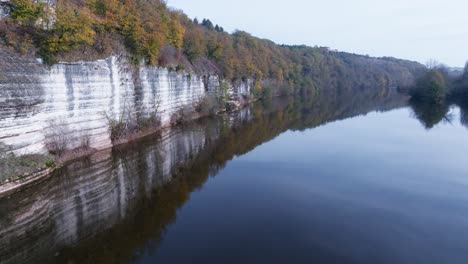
0, 151, 54, 184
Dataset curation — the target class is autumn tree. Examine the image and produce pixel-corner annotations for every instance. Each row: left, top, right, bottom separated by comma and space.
167, 13, 185, 50
183, 26, 206, 62
41, 2, 96, 57
9, 0, 43, 26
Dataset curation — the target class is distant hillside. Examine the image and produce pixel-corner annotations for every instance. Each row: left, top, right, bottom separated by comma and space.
0, 0, 425, 93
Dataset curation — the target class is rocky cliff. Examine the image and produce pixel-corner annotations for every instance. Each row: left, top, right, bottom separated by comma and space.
0, 49, 250, 156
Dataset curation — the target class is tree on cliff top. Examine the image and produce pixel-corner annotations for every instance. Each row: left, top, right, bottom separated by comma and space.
9, 0, 43, 26
41, 2, 95, 54
1, 0, 425, 94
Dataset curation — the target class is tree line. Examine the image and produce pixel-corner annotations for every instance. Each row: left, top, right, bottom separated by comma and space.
409, 62, 468, 103
1, 0, 424, 94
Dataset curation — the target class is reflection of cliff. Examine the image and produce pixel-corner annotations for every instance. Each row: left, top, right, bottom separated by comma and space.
0, 108, 252, 264
0, 86, 407, 264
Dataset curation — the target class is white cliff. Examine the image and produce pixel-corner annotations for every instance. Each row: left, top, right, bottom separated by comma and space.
0, 54, 251, 156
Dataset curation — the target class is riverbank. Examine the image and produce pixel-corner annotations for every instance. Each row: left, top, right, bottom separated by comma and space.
0, 96, 256, 199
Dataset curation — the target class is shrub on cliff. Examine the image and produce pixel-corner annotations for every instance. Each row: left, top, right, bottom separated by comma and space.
195, 95, 220, 115
171, 106, 194, 125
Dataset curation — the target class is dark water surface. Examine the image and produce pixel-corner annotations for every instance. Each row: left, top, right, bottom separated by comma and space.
2, 89, 468, 264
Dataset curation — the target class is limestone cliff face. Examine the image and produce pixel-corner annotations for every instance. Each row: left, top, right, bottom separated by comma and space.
0, 51, 251, 156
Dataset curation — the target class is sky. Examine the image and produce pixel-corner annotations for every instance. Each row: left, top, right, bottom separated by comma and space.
168, 0, 468, 67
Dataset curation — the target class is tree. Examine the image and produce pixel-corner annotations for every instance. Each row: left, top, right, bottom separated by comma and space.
183, 27, 206, 62
214, 25, 224, 32
167, 16, 185, 50
410, 69, 448, 102
10, 0, 43, 26
202, 18, 214, 30
42, 3, 96, 54
207, 35, 222, 60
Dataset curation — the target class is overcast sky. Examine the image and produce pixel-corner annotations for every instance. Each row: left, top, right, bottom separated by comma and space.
168, 0, 468, 67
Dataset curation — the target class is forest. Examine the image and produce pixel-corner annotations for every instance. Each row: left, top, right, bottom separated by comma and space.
409, 62, 468, 102
1, 0, 424, 95
404, 61, 468, 129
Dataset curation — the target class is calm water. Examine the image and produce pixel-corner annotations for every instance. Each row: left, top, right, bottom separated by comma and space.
2, 91, 468, 264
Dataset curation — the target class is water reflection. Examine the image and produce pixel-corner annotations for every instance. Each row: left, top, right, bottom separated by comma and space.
409, 100, 451, 129
0, 86, 414, 264
408, 98, 468, 130
457, 99, 468, 128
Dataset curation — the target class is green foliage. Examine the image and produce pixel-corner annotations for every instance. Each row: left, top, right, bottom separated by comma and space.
41, 3, 96, 55
10, 0, 43, 25
45, 159, 56, 168
183, 26, 206, 62
201, 19, 214, 30
2, 0, 425, 93
0, 143, 53, 182
215, 24, 224, 32
410, 69, 448, 102
0, 20, 36, 54
109, 119, 127, 142
167, 14, 185, 50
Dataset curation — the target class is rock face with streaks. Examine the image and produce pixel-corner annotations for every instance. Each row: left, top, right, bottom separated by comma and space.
0, 50, 251, 156
0, 108, 253, 264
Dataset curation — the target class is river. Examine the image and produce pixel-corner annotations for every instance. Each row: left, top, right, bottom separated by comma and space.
1, 87, 468, 264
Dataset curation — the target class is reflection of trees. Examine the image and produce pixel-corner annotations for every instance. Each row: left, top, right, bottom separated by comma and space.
409, 99, 450, 129
455, 99, 468, 129
2, 85, 409, 264
460, 107, 468, 128
408, 65, 468, 129
411, 97, 468, 130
